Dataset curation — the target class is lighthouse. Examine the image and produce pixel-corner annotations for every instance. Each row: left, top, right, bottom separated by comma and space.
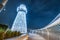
11, 4, 27, 33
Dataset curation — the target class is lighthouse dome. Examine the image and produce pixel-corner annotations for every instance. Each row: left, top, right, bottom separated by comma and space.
17, 4, 27, 14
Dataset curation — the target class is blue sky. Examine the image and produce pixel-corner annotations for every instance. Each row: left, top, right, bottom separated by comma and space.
0, 0, 60, 29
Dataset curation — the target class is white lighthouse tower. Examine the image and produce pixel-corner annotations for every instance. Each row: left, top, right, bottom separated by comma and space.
11, 4, 27, 33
